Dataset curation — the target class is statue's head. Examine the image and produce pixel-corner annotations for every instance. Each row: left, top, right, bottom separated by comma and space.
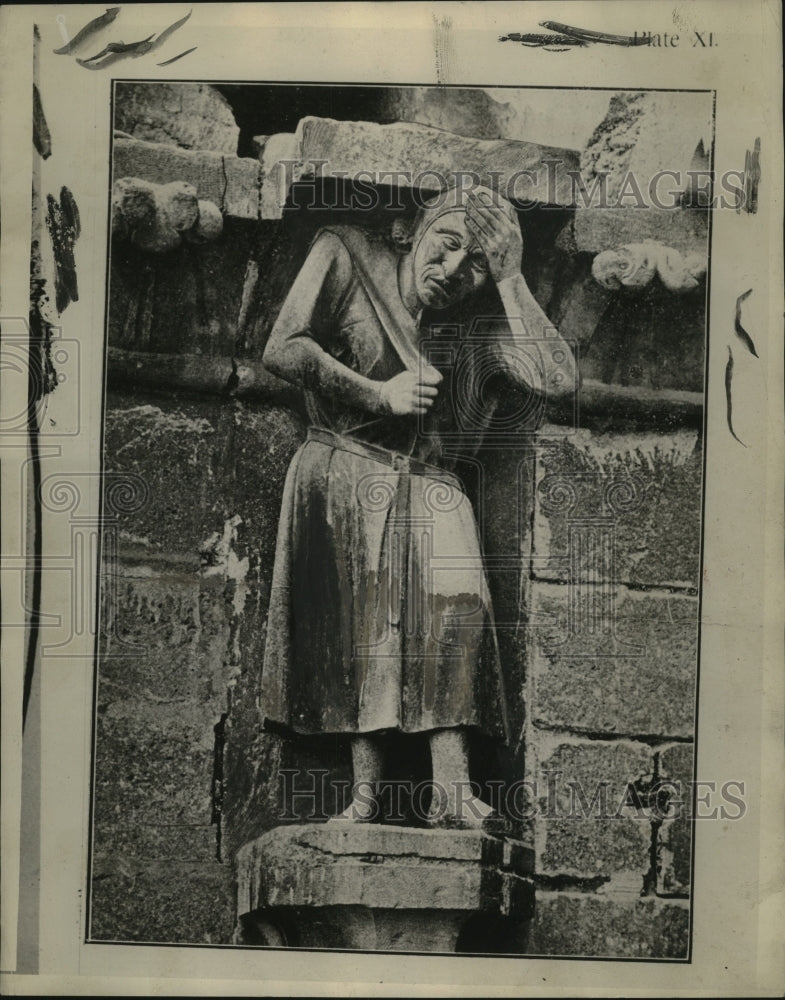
408, 184, 516, 310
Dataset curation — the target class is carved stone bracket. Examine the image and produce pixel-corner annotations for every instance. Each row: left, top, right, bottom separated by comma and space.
112, 176, 223, 254
235, 824, 535, 952
591, 241, 707, 293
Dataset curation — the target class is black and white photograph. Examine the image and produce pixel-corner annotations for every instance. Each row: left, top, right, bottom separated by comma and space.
89, 79, 712, 957
2, 3, 782, 996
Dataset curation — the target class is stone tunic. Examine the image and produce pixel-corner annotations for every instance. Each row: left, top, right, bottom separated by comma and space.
260, 225, 521, 743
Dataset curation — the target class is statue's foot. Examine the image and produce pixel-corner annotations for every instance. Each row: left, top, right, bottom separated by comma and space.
327, 796, 378, 823
425, 792, 497, 831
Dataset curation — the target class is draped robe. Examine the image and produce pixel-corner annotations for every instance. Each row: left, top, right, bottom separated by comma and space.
260, 225, 517, 743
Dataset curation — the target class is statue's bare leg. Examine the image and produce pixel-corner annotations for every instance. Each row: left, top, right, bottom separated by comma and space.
330, 734, 383, 822
427, 728, 494, 828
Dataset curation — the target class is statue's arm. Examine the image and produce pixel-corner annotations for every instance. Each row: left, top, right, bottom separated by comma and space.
464, 190, 578, 398
262, 231, 386, 415
495, 272, 578, 398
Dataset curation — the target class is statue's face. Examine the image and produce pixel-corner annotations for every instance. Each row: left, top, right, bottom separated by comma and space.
412, 210, 489, 310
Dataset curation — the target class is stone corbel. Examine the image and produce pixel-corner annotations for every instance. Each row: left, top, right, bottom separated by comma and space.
111, 176, 223, 253
591, 241, 707, 293
235, 824, 535, 953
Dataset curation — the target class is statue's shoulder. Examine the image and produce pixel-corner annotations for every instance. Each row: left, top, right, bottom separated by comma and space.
311, 224, 392, 264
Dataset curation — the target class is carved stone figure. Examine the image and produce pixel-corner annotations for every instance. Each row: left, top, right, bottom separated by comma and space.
591, 240, 706, 293
260, 184, 577, 828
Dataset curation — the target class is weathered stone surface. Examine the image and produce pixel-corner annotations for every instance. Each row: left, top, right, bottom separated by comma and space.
112, 177, 223, 254
108, 215, 258, 357
576, 206, 707, 257
222, 154, 263, 221
92, 823, 216, 866
103, 394, 304, 557
530, 584, 698, 739
299, 116, 579, 204
381, 87, 530, 143
240, 904, 471, 953
236, 825, 534, 916
576, 91, 712, 253
525, 891, 690, 958
91, 394, 307, 940
93, 718, 214, 825
115, 82, 240, 153
533, 429, 702, 588
259, 116, 580, 218
378, 87, 613, 152
106, 349, 303, 413
89, 861, 234, 944
532, 740, 653, 877
656, 743, 694, 895
548, 266, 615, 349
113, 138, 261, 220
90, 555, 239, 927
99, 574, 223, 704
581, 93, 708, 198
578, 284, 706, 394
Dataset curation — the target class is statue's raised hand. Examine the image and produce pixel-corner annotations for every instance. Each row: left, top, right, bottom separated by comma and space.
379, 368, 442, 416
465, 190, 523, 284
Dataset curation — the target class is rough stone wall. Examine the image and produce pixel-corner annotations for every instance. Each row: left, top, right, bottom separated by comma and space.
522, 429, 700, 957
90, 84, 706, 955
90, 391, 304, 943
515, 90, 706, 958
90, 86, 307, 941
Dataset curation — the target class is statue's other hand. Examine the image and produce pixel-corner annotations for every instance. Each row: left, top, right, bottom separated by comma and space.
379, 369, 442, 416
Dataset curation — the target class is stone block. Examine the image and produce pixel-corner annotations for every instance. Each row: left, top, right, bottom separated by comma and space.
89, 861, 235, 944
115, 82, 240, 153
581, 93, 712, 201
236, 824, 534, 917
533, 429, 703, 588
106, 348, 303, 411
92, 718, 215, 826
113, 138, 261, 220
525, 891, 690, 958
91, 822, 216, 866
103, 397, 219, 553
379, 86, 536, 143
530, 584, 698, 740
222, 155, 262, 220
656, 743, 694, 895
262, 116, 579, 214
579, 285, 706, 395
108, 216, 257, 357
550, 269, 615, 349
532, 740, 653, 878
100, 573, 210, 704
575, 207, 708, 256
103, 394, 304, 558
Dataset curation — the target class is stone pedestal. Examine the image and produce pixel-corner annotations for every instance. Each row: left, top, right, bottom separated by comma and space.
235, 824, 534, 953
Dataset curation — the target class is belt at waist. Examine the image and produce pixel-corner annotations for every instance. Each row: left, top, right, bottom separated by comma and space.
306, 426, 462, 489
